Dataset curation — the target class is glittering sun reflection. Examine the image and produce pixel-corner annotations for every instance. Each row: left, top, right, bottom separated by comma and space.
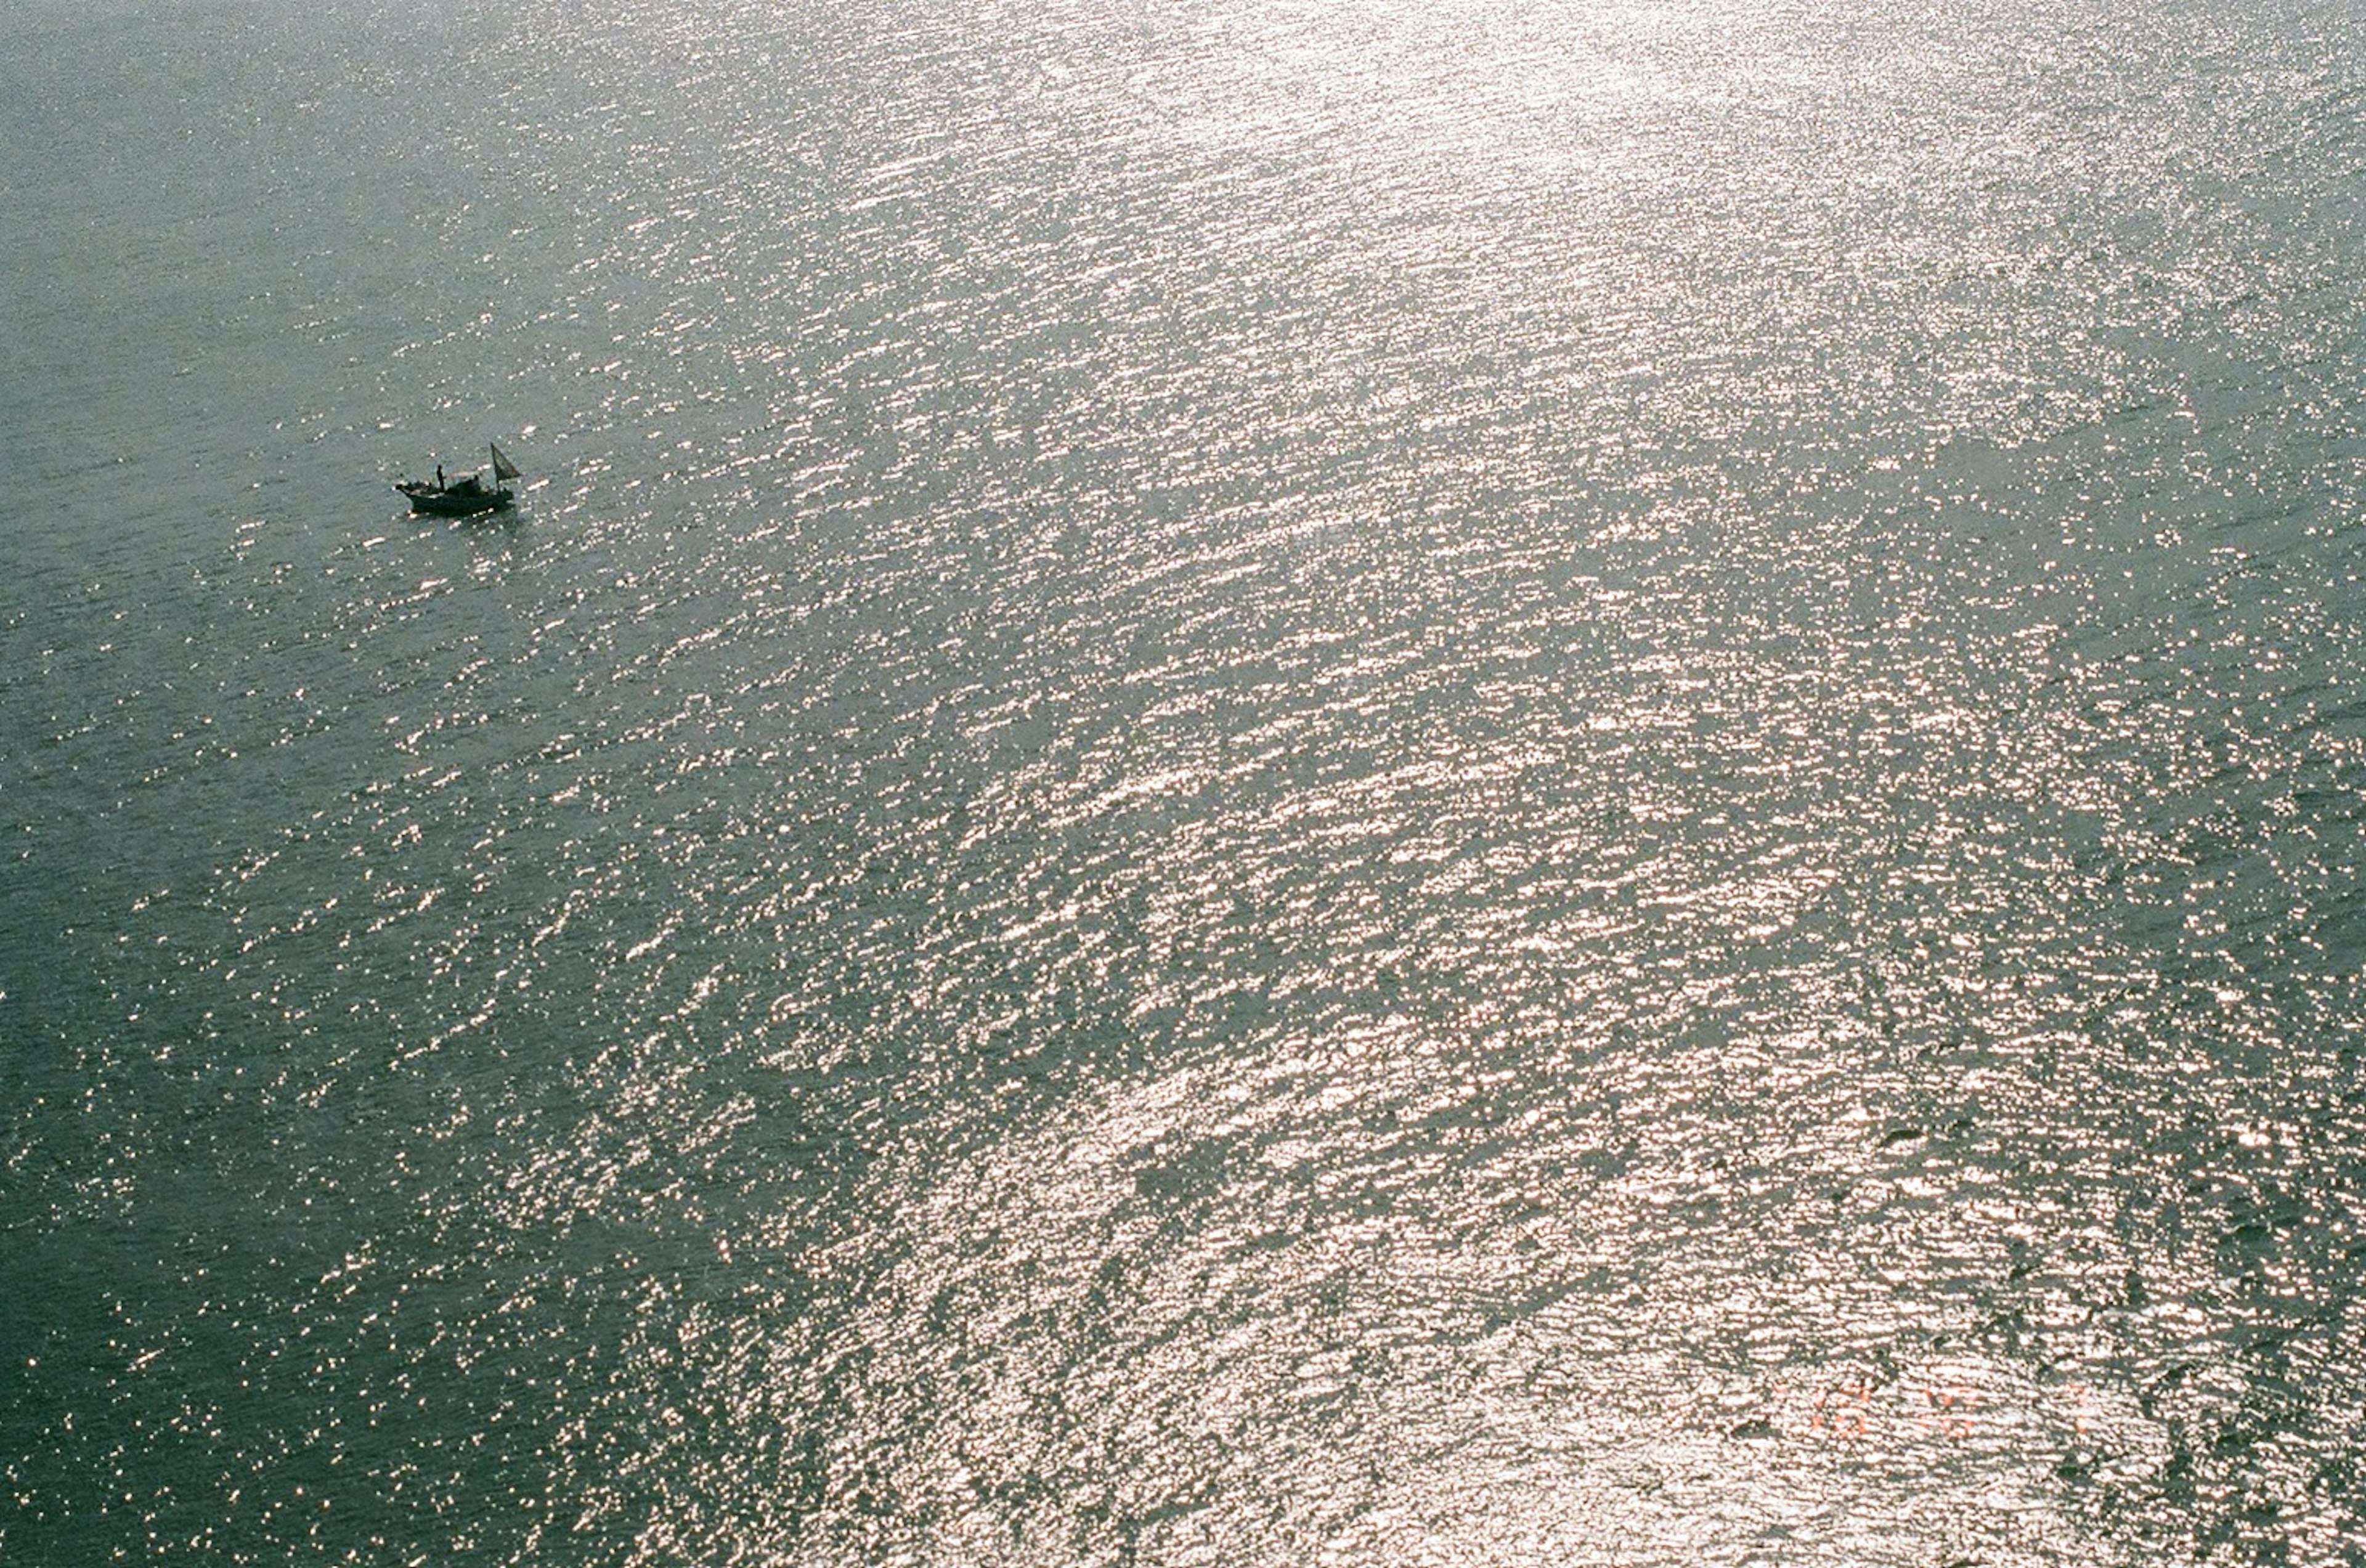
449, 0, 2366, 1548
694, 994, 2177, 1566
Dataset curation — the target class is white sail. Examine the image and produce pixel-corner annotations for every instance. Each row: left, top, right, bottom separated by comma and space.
490, 442, 521, 482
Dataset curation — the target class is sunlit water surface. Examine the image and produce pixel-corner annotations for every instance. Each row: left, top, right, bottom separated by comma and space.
6, 0, 2366, 1562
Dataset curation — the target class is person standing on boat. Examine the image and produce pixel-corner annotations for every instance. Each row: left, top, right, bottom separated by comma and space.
435, 465, 445, 489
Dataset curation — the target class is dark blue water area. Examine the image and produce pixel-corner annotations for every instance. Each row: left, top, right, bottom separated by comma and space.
6, 1, 2366, 1564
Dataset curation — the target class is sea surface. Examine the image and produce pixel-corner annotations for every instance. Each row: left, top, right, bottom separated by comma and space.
6, 0, 2366, 1562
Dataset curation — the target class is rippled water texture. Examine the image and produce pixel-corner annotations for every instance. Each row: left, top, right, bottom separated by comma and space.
6, 0, 2366, 1562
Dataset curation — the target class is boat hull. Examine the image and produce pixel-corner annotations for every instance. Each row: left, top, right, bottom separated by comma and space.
397, 482, 514, 518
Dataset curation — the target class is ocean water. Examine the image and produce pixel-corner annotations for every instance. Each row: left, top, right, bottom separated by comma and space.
6, 0, 2366, 1562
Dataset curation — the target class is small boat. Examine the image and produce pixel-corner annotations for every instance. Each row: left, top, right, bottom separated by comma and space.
397, 443, 522, 517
